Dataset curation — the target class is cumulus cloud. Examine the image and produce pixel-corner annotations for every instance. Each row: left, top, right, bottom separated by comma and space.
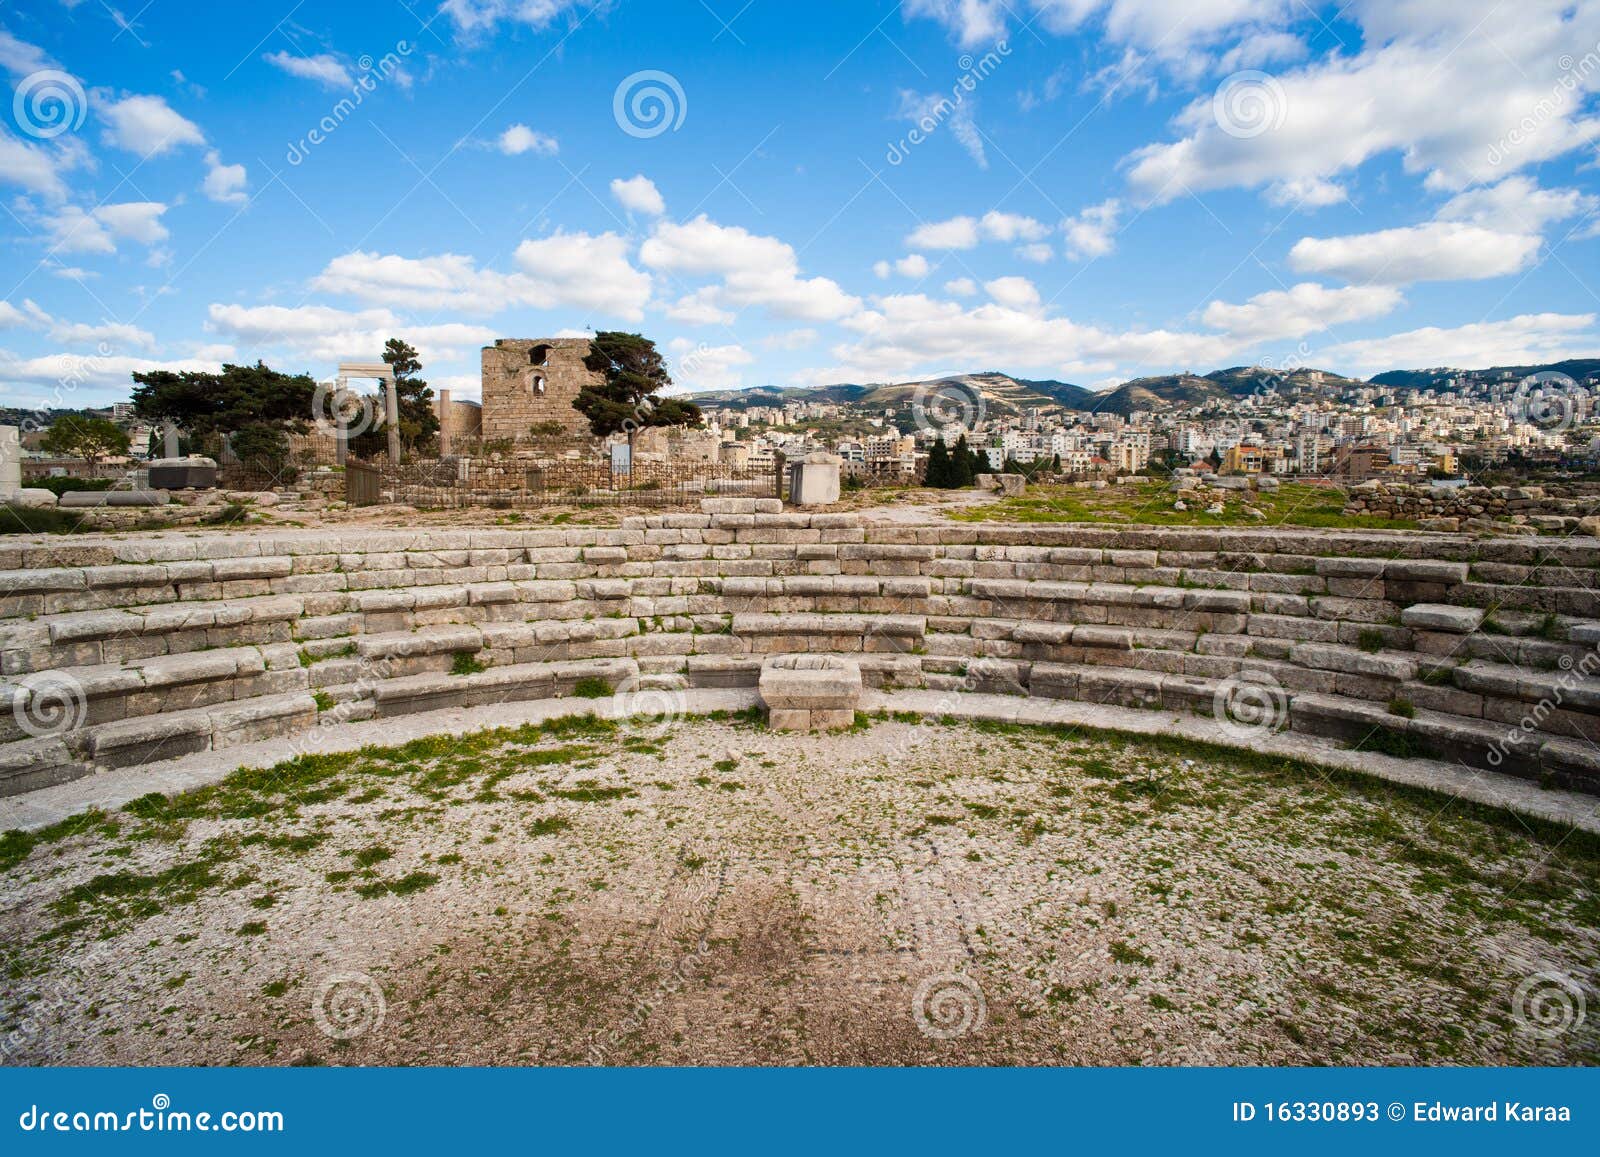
610, 174, 665, 216
206, 302, 497, 366
1202, 282, 1404, 342
99, 93, 205, 157
874, 254, 932, 279
1288, 222, 1542, 284
0, 350, 220, 398
944, 277, 978, 296
1124, 2, 1600, 203
496, 124, 558, 156
984, 276, 1040, 311
905, 210, 1049, 252
263, 51, 352, 89
1319, 312, 1599, 374
667, 338, 755, 390
0, 126, 86, 200
1061, 198, 1121, 260
808, 292, 1236, 386
313, 235, 652, 321
640, 215, 859, 322
202, 151, 248, 204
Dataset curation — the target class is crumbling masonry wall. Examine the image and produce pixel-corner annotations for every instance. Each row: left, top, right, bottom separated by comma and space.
480, 338, 599, 442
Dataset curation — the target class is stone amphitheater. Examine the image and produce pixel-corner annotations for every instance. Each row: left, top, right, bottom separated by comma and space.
5, 496, 1600, 807
2, 499, 1598, 1065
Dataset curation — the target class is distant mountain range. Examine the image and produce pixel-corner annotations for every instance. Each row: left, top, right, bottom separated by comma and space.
684, 358, 1598, 416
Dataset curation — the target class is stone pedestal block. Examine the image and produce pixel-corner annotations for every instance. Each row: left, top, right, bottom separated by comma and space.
759, 653, 861, 731
787, 452, 842, 506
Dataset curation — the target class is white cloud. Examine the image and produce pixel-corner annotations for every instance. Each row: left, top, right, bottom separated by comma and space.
202, 151, 248, 204
1265, 176, 1346, 208
668, 338, 755, 390
1320, 312, 1599, 374
1289, 221, 1541, 284
984, 276, 1041, 311
496, 123, 558, 156
640, 215, 859, 322
46, 319, 156, 350
809, 292, 1235, 385
897, 89, 987, 169
1435, 176, 1596, 235
439, 0, 587, 33
0, 299, 49, 329
1015, 242, 1053, 263
763, 329, 819, 351
663, 288, 734, 326
42, 206, 113, 254
875, 254, 932, 279
263, 51, 352, 89
944, 277, 978, 296
906, 216, 980, 250
1124, 3, 1600, 203
0, 126, 80, 199
1202, 282, 1404, 342
0, 351, 220, 398
99, 93, 205, 157
0, 29, 54, 77
94, 201, 169, 244
610, 174, 665, 216
315, 238, 652, 321
206, 302, 497, 366
512, 230, 652, 320
1061, 198, 1121, 260
978, 210, 1049, 242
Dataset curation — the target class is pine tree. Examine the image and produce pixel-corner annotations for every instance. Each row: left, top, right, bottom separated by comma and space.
924, 438, 950, 487
951, 434, 975, 487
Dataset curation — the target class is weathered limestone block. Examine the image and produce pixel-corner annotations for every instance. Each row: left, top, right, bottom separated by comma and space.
759, 653, 861, 731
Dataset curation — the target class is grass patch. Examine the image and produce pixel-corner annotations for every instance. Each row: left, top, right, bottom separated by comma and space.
450, 652, 487, 677
571, 677, 613, 698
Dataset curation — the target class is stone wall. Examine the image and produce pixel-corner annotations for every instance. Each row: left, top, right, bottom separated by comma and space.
480, 338, 598, 442
5, 503, 1600, 798
1343, 481, 1600, 533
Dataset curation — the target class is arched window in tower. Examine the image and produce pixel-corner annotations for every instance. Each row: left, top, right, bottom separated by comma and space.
526, 344, 551, 395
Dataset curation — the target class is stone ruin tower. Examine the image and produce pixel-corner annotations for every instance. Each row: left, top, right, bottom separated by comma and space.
480, 337, 600, 442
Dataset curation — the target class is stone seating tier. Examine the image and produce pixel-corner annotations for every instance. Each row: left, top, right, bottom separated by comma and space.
3, 496, 1600, 796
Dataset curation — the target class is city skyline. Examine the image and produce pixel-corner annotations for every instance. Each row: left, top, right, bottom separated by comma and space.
2, 1, 1599, 410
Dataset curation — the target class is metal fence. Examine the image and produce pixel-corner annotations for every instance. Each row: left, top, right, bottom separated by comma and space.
367, 454, 780, 508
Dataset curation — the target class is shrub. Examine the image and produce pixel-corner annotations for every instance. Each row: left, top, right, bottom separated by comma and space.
37, 476, 113, 496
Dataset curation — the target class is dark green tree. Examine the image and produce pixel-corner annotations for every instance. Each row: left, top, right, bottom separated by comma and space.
41, 415, 130, 469
351, 338, 439, 458
951, 434, 976, 487
131, 362, 316, 444
923, 438, 951, 487
574, 332, 701, 450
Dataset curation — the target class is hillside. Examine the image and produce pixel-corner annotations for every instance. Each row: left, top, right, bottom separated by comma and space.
1086, 365, 1362, 416
1370, 358, 1600, 390
684, 371, 1090, 416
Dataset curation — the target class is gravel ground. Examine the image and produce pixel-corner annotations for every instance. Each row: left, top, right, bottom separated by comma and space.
2, 713, 1596, 1066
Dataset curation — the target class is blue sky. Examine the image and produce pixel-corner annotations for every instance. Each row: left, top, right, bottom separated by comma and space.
2, 0, 1599, 408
